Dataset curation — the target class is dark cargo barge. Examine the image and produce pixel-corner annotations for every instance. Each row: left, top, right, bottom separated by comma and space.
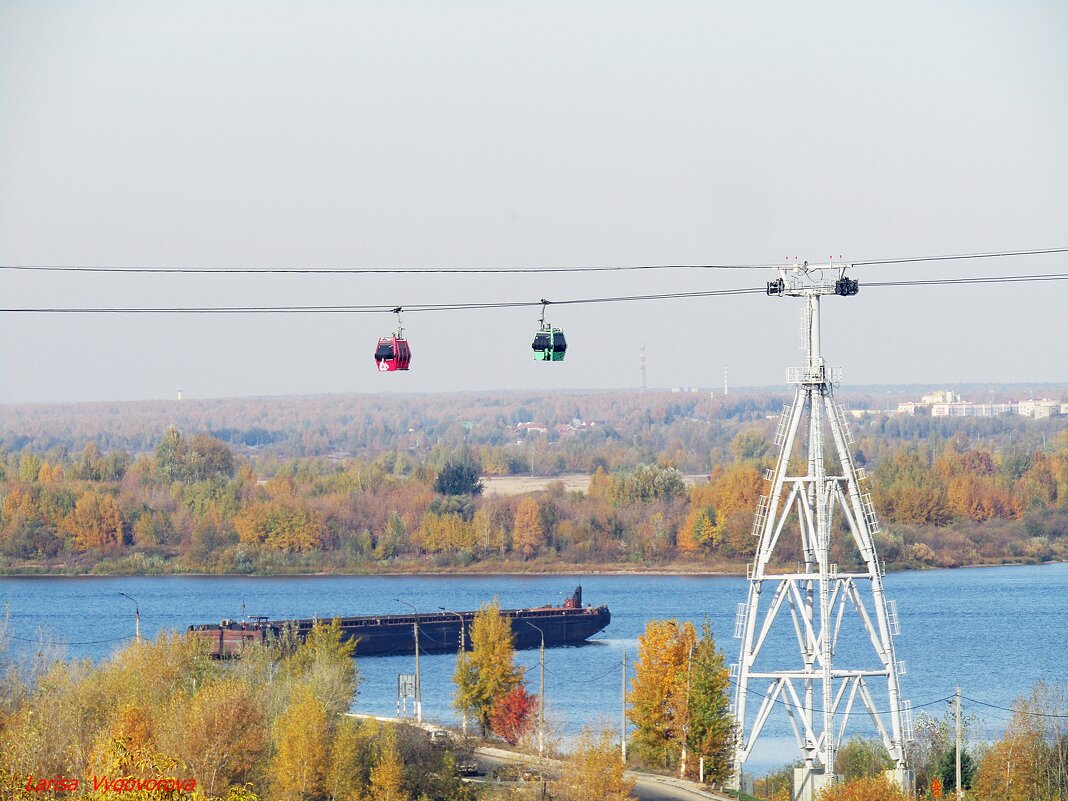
189, 586, 610, 659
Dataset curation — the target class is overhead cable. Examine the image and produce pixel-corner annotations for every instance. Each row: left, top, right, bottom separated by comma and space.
0, 286, 765, 314
961, 695, 1068, 720
2, 245, 1065, 276
2, 271, 1067, 315
853, 246, 1068, 266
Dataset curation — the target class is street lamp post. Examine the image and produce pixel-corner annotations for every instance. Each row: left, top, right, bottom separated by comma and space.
118, 592, 141, 643
525, 621, 545, 757
439, 607, 468, 735
395, 598, 421, 723
680, 639, 694, 779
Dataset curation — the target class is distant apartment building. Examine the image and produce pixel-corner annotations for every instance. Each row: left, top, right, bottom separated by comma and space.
922, 390, 961, 405
930, 402, 1014, 417
897, 389, 1062, 419
1016, 399, 1061, 419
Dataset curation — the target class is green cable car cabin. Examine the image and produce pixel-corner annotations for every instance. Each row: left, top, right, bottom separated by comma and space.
532, 300, 567, 361
532, 327, 567, 361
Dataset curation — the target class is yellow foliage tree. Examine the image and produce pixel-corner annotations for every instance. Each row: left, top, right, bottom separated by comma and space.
63, 491, 122, 551
679, 483, 721, 553
454, 598, 524, 736
416, 512, 475, 553
234, 498, 322, 552
512, 496, 544, 558
367, 726, 406, 801
270, 686, 329, 800
709, 463, 763, 519
162, 678, 267, 797
628, 619, 696, 767
552, 728, 636, 801
815, 775, 907, 801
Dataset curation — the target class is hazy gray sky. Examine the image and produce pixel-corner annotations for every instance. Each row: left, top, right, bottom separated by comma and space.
2, 1, 1066, 404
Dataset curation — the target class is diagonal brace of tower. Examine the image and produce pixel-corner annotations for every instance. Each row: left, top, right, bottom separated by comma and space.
731, 264, 910, 787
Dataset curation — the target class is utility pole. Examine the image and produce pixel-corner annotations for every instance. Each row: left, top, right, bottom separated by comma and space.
680, 639, 694, 779
526, 621, 546, 757
440, 607, 467, 735
640, 345, 646, 393
395, 599, 421, 723
621, 650, 628, 764
955, 687, 962, 801
118, 592, 141, 643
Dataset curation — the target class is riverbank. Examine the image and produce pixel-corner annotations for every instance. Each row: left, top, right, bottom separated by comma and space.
1, 555, 1062, 578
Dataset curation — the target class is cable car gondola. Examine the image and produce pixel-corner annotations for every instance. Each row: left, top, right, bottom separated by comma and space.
532, 299, 567, 362
374, 307, 412, 371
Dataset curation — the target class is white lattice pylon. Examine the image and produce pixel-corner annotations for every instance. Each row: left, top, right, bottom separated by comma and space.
731, 266, 909, 784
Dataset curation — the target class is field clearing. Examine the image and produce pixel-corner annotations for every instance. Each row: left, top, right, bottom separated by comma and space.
481, 473, 708, 497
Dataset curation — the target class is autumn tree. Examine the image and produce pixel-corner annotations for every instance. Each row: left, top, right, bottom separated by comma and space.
552, 728, 636, 801
234, 497, 323, 552
162, 678, 268, 797
512, 497, 544, 558
973, 681, 1068, 801
367, 726, 406, 801
628, 619, 695, 768
454, 598, 524, 736
282, 619, 360, 715
815, 774, 907, 801
679, 483, 721, 553
489, 685, 537, 745
270, 686, 329, 800
63, 491, 122, 551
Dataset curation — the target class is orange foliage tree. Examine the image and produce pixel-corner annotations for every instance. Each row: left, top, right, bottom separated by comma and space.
63, 491, 122, 551
816, 775, 907, 801
628, 619, 695, 767
512, 496, 544, 558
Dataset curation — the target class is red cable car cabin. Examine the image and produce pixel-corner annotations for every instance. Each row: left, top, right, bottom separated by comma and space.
374, 336, 411, 371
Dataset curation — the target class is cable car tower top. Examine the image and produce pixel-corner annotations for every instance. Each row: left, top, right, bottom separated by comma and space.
731, 262, 911, 800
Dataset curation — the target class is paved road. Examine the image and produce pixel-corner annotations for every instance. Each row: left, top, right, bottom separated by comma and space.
473, 748, 733, 801
347, 713, 733, 801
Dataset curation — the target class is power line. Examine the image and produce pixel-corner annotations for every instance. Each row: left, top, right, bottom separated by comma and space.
961, 695, 1068, 720
727, 672, 952, 718
5, 632, 134, 646
2, 246, 1065, 276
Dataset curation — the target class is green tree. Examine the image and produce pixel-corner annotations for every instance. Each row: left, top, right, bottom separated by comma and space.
937, 746, 975, 794
454, 598, 523, 736
434, 460, 483, 496
609, 464, 685, 505
835, 736, 893, 782
685, 620, 735, 785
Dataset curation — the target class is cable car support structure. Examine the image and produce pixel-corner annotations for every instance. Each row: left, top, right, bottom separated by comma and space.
730, 264, 911, 798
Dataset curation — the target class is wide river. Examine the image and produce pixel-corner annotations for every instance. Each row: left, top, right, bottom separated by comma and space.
2, 564, 1066, 774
